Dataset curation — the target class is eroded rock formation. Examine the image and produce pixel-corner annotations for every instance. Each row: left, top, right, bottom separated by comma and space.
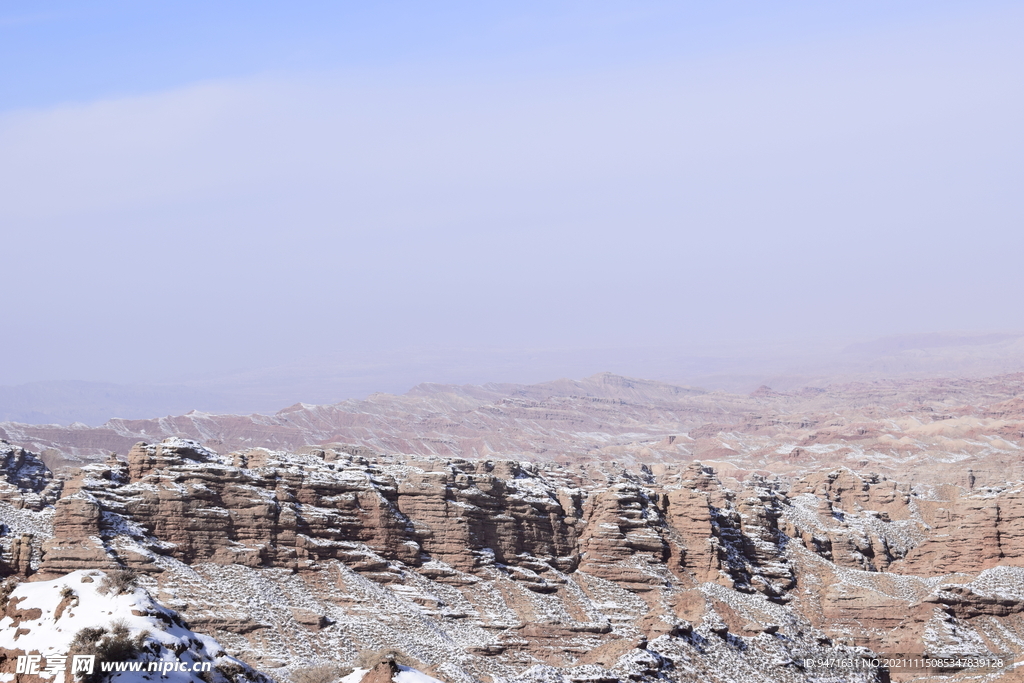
4, 434, 1024, 682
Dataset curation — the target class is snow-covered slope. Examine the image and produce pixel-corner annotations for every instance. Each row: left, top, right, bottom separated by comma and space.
0, 570, 270, 682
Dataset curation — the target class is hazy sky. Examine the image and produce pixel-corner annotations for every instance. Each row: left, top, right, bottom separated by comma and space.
2, 1, 1023, 389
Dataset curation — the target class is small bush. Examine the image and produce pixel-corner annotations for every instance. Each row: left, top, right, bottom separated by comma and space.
70, 626, 108, 649
291, 663, 352, 683
98, 619, 137, 660
61, 585, 76, 600
69, 621, 149, 683
134, 629, 152, 650
99, 569, 139, 596
217, 661, 248, 682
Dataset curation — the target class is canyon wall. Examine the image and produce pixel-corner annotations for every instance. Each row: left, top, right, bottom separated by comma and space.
4, 437, 1024, 682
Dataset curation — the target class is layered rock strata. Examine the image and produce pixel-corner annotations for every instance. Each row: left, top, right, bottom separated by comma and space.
5, 372, 1024, 499
5, 437, 1024, 681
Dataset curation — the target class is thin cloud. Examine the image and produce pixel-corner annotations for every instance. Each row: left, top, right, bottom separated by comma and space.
1, 7, 1022, 388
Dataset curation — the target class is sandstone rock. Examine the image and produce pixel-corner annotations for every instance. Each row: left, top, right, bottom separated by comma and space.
0, 441, 60, 510
3, 432, 1023, 683
360, 660, 400, 683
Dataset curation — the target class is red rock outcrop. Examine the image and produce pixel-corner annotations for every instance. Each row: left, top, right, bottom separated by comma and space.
0, 441, 61, 510
8, 434, 1024, 682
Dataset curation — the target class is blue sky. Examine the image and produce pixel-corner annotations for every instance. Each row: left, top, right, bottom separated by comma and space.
1, 1, 998, 110
2, 1, 1023, 398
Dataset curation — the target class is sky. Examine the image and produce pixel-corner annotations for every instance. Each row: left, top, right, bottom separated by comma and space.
2, 1, 1023, 403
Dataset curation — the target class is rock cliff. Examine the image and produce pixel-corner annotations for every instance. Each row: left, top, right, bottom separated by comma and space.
5, 435, 1024, 682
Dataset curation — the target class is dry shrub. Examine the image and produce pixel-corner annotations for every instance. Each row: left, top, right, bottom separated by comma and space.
69, 620, 152, 683
215, 661, 248, 682
99, 568, 139, 596
70, 626, 108, 649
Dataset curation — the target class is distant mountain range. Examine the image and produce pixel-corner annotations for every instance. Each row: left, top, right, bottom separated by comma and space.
4, 369, 1024, 504
2, 332, 1023, 427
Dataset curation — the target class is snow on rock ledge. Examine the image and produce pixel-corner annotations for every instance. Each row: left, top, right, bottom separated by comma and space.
342, 662, 447, 683
0, 570, 271, 682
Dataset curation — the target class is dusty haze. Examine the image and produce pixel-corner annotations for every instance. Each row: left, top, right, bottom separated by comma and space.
2, 2, 1023, 420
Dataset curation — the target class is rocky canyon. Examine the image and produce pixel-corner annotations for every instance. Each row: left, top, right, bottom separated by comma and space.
4, 373, 1024, 682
